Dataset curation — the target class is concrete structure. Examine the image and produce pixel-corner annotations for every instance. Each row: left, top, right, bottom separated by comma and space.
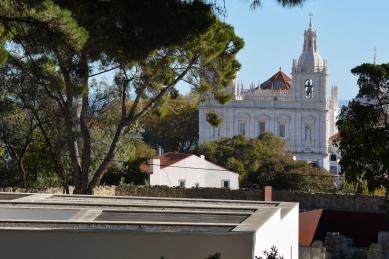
142, 152, 239, 189
0, 192, 298, 259
198, 18, 340, 172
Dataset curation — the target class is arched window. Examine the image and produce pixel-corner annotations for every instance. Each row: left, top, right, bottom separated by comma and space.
305, 79, 313, 98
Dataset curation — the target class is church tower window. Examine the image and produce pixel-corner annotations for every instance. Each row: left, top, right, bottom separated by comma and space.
305, 79, 313, 98
239, 122, 246, 136
279, 124, 286, 138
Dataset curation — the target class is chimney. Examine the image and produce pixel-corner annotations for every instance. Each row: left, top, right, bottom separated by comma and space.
262, 186, 272, 201
200, 155, 205, 160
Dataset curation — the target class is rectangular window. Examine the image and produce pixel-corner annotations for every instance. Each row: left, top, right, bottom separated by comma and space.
239, 122, 246, 136
259, 122, 265, 136
179, 180, 185, 188
279, 124, 285, 137
222, 180, 230, 188
330, 154, 337, 161
274, 80, 282, 90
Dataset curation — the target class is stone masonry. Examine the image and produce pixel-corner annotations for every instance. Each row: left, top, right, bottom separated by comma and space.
0, 185, 385, 212
301, 232, 389, 259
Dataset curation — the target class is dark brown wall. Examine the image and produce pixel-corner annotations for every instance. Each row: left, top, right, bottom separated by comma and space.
299, 209, 323, 246
313, 210, 389, 247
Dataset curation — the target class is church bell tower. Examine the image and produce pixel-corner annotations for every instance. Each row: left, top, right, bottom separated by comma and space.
291, 15, 329, 107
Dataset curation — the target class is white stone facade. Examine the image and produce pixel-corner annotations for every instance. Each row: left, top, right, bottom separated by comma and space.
199, 19, 339, 172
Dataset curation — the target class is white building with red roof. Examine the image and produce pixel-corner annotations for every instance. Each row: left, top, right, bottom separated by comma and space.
199, 18, 340, 172
141, 153, 239, 189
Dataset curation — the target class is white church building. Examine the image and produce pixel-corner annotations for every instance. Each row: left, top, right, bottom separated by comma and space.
199, 18, 340, 173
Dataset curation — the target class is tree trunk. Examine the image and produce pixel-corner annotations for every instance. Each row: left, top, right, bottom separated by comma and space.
63, 108, 85, 194
17, 157, 26, 188
86, 123, 127, 194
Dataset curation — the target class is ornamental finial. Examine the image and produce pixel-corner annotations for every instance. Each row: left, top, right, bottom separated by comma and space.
309, 12, 313, 28
374, 47, 377, 64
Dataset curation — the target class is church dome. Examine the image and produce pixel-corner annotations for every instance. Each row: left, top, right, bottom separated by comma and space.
297, 17, 323, 69
298, 51, 323, 68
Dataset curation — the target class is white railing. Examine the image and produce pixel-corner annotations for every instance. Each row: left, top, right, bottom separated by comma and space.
293, 67, 327, 73
236, 89, 291, 101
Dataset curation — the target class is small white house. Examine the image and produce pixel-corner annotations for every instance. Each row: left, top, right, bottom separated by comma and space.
141, 153, 239, 189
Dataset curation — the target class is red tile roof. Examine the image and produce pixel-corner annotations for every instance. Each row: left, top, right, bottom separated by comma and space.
329, 133, 339, 141
140, 152, 193, 174
259, 71, 292, 91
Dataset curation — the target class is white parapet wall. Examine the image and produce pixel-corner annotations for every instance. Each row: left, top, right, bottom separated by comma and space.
0, 193, 298, 259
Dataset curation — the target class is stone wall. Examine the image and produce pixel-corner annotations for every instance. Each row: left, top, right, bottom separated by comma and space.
378, 232, 389, 259
300, 232, 389, 259
299, 241, 327, 259
0, 185, 385, 212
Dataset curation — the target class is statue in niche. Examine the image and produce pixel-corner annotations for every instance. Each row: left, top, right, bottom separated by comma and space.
213, 127, 220, 137
305, 125, 312, 140
305, 79, 313, 98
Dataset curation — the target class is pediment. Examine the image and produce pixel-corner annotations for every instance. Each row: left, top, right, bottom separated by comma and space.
302, 115, 316, 122
235, 113, 251, 119
276, 114, 291, 122
256, 114, 271, 121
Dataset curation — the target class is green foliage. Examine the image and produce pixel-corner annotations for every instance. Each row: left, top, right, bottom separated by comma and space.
205, 253, 221, 259
334, 63, 389, 195
336, 176, 386, 196
101, 157, 149, 186
206, 111, 223, 127
193, 132, 334, 192
256, 246, 284, 259
0, 0, 301, 194
100, 140, 156, 186
241, 154, 335, 192
192, 132, 289, 177
0, 159, 24, 187
142, 94, 199, 153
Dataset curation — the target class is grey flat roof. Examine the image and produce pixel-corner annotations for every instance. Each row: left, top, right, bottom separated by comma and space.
0, 192, 298, 233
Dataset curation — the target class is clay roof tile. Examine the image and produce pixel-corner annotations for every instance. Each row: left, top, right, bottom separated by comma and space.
259, 71, 292, 91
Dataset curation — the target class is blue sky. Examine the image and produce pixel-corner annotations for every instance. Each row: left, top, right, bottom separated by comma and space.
96, 0, 389, 101
214, 0, 389, 101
